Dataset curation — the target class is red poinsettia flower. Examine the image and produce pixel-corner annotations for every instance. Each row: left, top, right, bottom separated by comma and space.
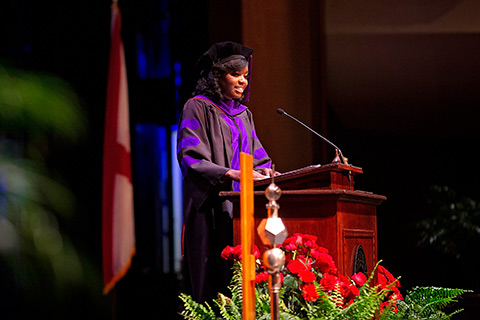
338, 274, 360, 302
377, 265, 396, 283
377, 265, 401, 289
352, 272, 367, 287
233, 245, 243, 260
287, 259, 307, 274
297, 255, 313, 270
283, 236, 299, 251
346, 283, 360, 300
299, 270, 316, 283
221, 245, 236, 260
256, 270, 285, 284
380, 298, 399, 313
313, 252, 337, 274
221, 244, 260, 261
283, 233, 303, 250
301, 283, 319, 301
320, 273, 338, 291
302, 234, 318, 249
375, 264, 404, 314
379, 301, 389, 312
310, 246, 329, 256
253, 245, 260, 260
255, 270, 269, 283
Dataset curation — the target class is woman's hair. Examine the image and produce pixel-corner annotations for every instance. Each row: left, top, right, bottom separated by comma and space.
193, 56, 249, 102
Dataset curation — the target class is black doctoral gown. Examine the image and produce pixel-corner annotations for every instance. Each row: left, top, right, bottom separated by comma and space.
177, 96, 272, 302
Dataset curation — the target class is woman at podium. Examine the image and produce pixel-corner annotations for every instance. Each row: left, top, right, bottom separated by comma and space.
177, 41, 275, 302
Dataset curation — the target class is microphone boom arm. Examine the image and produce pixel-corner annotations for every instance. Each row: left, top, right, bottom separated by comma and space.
276, 108, 348, 165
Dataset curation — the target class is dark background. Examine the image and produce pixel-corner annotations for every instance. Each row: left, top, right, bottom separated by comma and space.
1, 0, 479, 319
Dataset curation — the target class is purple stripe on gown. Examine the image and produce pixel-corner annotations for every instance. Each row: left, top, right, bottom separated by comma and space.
235, 118, 250, 154
179, 118, 201, 131
252, 129, 258, 140
180, 156, 201, 177
178, 136, 200, 152
254, 147, 268, 160
221, 114, 242, 191
233, 118, 250, 191
178, 117, 202, 175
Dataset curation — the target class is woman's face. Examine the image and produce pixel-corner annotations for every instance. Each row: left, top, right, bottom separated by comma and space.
219, 66, 249, 100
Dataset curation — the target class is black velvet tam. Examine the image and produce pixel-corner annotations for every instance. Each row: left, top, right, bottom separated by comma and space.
195, 41, 253, 75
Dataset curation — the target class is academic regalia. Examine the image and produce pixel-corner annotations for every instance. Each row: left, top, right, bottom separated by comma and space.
177, 95, 272, 302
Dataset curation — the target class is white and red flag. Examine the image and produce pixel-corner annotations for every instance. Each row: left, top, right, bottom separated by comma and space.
102, 1, 135, 295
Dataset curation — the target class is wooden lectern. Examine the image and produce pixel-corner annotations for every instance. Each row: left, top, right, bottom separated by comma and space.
220, 163, 386, 277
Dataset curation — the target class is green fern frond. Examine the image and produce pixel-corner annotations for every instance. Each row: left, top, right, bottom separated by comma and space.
378, 303, 396, 320
214, 293, 241, 320
382, 286, 472, 320
227, 262, 244, 308
445, 308, 465, 319
256, 313, 271, 320
407, 286, 467, 308
302, 287, 341, 319
403, 286, 471, 319
279, 312, 304, 320
341, 285, 385, 320
179, 293, 216, 320
329, 283, 346, 309
256, 292, 271, 314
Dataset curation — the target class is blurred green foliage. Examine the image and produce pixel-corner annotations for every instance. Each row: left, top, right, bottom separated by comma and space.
417, 185, 480, 260
0, 64, 104, 317
0, 64, 85, 141
416, 185, 480, 291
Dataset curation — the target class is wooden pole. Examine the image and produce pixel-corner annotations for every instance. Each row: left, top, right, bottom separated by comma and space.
240, 152, 255, 320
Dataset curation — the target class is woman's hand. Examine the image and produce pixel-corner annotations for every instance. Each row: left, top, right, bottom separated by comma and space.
258, 167, 281, 178
224, 169, 241, 182
224, 168, 281, 182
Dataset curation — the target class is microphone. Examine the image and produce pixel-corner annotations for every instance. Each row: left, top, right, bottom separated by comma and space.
276, 108, 348, 165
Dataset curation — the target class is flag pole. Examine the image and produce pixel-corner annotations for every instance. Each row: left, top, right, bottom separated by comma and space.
102, 0, 135, 295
